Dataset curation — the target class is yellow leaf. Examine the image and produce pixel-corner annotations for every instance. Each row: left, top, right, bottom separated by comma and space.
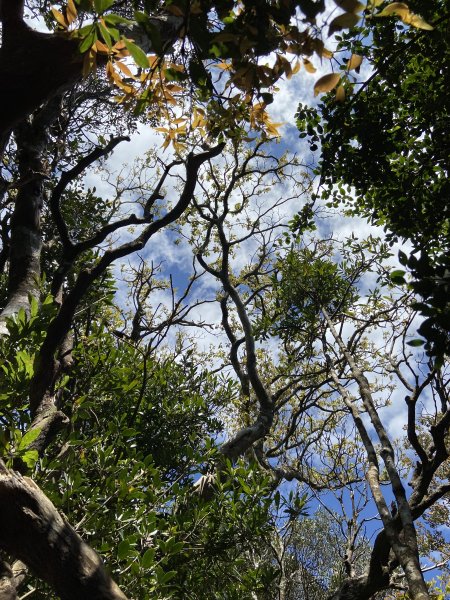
303, 59, 317, 73
402, 13, 434, 29
51, 7, 68, 28
368, 0, 384, 6
347, 53, 363, 70
115, 61, 134, 78
166, 84, 183, 92
265, 121, 283, 137
328, 13, 360, 35
278, 55, 293, 79
335, 85, 346, 102
292, 60, 301, 74
314, 72, 341, 96
82, 48, 97, 78
215, 62, 232, 70
334, 0, 365, 12
163, 91, 177, 105
377, 2, 410, 18
66, 0, 77, 25
94, 40, 110, 53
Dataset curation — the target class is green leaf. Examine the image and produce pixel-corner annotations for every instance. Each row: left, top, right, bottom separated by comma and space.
103, 14, 134, 26
141, 548, 155, 569
79, 28, 97, 53
18, 427, 41, 451
124, 39, 149, 69
21, 450, 39, 469
407, 339, 425, 347
117, 539, 130, 560
94, 0, 115, 13
98, 22, 113, 47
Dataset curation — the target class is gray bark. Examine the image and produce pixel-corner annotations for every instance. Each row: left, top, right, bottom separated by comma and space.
0, 460, 128, 600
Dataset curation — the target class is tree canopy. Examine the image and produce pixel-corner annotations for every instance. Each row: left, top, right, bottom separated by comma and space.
0, 1, 449, 600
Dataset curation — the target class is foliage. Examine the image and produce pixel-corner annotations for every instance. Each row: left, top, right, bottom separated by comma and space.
0, 2, 449, 599
295, 0, 450, 363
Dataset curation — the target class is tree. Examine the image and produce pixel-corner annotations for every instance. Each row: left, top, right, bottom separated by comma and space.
295, 0, 450, 362
177, 139, 450, 599
0, 1, 447, 599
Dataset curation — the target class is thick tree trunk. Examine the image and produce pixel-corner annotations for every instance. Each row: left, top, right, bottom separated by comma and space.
0, 99, 62, 334
0, 461, 128, 600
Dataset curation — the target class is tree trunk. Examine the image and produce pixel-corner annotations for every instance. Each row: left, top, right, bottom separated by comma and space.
0, 461, 128, 600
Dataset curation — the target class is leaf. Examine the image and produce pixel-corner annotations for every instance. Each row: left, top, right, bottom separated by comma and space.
407, 339, 425, 347
403, 13, 434, 30
141, 548, 155, 569
347, 54, 363, 70
94, 0, 115, 13
303, 59, 316, 73
82, 48, 97, 77
103, 14, 134, 26
94, 39, 110, 53
115, 61, 134, 78
117, 539, 130, 560
124, 39, 149, 69
21, 450, 39, 469
51, 7, 68, 28
18, 428, 41, 451
334, 0, 365, 12
329, 12, 360, 35
335, 84, 346, 102
66, 0, 78, 25
314, 73, 341, 96
98, 21, 113, 47
79, 28, 97, 53
377, 2, 410, 18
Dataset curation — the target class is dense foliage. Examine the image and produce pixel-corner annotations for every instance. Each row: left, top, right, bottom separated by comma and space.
295, 0, 450, 362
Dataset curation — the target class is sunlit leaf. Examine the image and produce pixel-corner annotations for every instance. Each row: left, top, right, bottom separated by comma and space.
66, 0, 77, 25
347, 54, 363, 70
329, 12, 360, 35
292, 60, 301, 74
303, 59, 317, 73
18, 428, 41, 451
314, 73, 341, 96
124, 39, 149, 69
377, 2, 410, 18
403, 13, 434, 30
82, 48, 97, 77
335, 85, 346, 102
51, 7, 68, 28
